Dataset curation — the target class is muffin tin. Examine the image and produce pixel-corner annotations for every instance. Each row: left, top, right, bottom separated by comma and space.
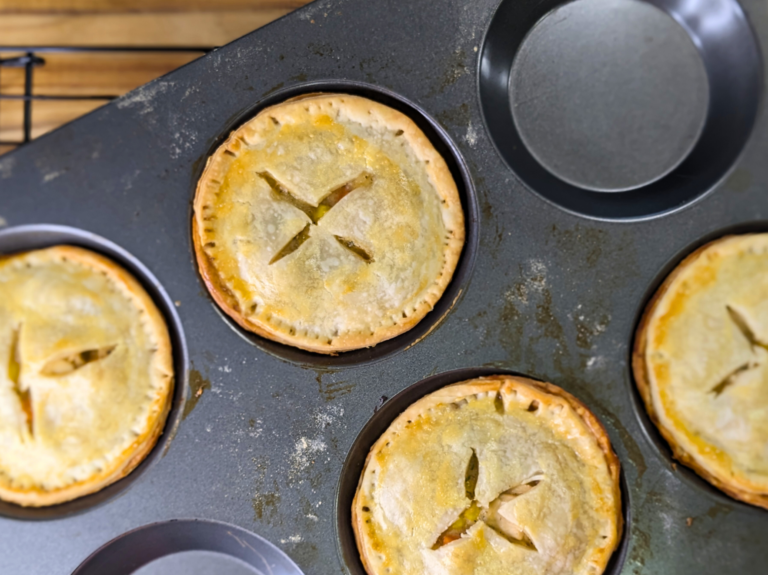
0, 0, 767, 572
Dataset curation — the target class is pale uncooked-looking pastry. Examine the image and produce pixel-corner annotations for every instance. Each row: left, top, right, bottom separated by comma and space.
193, 93, 464, 353
0, 246, 173, 507
353, 375, 622, 575
634, 234, 768, 508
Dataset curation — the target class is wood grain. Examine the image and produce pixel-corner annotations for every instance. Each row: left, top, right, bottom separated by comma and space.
0, 11, 293, 46
0, 0, 308, 12
0, 0, 309, 151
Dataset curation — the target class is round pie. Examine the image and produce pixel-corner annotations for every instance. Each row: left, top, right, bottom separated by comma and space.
0, 246, 174, 507
193, 93, 464, 354
634, 233, 768, 508
352, 375, 623, 575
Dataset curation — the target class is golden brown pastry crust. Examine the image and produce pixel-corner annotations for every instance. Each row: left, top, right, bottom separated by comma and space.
352, 375, 622, 575
193, 93, 464, 353
633, 234, 768, 509
0, 246, 174, 507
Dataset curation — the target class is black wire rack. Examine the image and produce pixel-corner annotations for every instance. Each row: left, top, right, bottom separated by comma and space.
0, 46, 212, 149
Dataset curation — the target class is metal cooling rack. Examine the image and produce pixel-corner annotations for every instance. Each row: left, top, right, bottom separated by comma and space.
0, 46, 211, 149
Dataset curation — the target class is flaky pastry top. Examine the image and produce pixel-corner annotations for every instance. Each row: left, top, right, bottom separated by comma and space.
193, 94, 464, 353
353, 375, 622, 575
634, 234, 768, 507
0, 246, 173, 506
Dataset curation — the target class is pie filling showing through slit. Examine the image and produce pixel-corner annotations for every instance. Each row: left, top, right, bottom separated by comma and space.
259, 169, 375, 265
431, 447, 542, 552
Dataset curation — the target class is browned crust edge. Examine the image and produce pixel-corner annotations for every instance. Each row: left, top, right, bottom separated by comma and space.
192, 93, 465, 354
351, 374, 623, 575
0, 246, 174, 507
632, 234, 768, 510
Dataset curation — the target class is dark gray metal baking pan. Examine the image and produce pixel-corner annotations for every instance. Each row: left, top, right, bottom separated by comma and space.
72, 519, 303, 575
1, 0, 768, 572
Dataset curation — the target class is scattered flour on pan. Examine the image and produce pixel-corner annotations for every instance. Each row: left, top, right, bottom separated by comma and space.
505, 260, 548, 304
280, 534, 303, 544
116, 80, 175, 115
288, 405, 344, 481
290, 437, 328, 475
170, 127, 200, 160
314, 404, 344, 429
42, 170, 65, 183
465, 121, 478, 147
0, 156, 15, 179
586, 356, 606, 370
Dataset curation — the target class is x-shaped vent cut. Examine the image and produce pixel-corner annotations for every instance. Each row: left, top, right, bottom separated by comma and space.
7, 324, 116, 439
432, 449, 542, 551
710, 306, 768, 397
258, 171, 374, 265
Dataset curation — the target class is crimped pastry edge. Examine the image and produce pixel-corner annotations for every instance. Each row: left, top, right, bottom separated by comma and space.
632, 234, 768, 510
351, 374, 623, 575
192, 93, 465, 354
0, 246, 174, 507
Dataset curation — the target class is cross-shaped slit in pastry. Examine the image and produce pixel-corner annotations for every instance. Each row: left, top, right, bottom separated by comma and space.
257, 170, 375, 265
709, 306, 766, 396
7, 325, 32, 436
6, 324, 117, 438
431, 448, 542, 551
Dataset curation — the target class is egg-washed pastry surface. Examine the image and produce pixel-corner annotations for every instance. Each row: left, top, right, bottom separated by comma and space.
193, 93, 464, 353
353, 375, 622, 575
0, 246, 173, 507
634, 234, 768, 508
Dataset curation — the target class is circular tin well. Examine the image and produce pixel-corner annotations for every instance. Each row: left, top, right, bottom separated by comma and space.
0, 224, 189, 520
192, 80, 479, 368
72, 519, 304, 575
335, 367, 631, 574
629, 222, 768, 513
479, 0, 761, 219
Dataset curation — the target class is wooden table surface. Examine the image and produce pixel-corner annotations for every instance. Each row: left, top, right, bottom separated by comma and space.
0, 0, 310, 155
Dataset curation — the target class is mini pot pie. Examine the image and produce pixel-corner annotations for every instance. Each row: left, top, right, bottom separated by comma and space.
193, 93, 465, 354
0, 246, 174, 507
634, 234, 768, 509
352, 375, 622, 575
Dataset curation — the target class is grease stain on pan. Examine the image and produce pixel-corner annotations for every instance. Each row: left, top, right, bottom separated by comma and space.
628, 524, 653, 570
473, 174, 505, 257
496, 261, 616, 382
251, 453, 282, 524
290, 540, 319, 565
548, 224, 607, 268
573, 309, 611, 350
315, 372, 355, 402
547, 223, 640, 285
182, 368, 212, 420
427, 48, 470, 97
435, 102, 470, 128
704, 502, 733, 520
252, 488, 281, 523
262, 81, 286, 97
497, 261, 568, 368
